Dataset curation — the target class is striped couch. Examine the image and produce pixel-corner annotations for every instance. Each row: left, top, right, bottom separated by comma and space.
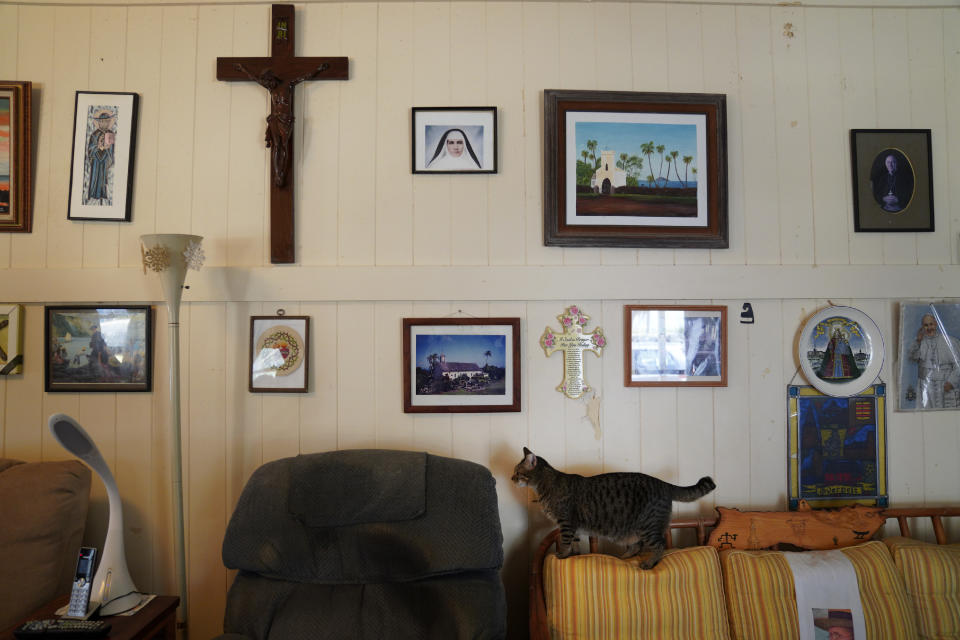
531, 507, 960, 640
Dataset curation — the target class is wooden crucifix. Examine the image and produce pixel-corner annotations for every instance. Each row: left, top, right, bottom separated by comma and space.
217, 4, 348, 264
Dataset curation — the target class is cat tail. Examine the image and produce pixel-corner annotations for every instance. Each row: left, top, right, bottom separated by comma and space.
671, 476, 716, 502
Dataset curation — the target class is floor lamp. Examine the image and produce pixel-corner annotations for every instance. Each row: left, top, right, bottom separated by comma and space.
140, 234, 204, 638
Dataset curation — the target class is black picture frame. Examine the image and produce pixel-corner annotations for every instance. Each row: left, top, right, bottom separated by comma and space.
403, 317, 520, 412
67, 91, 140, 222
543, 89, 728, 248
249, 315, 310, 393
45, 305, 152, 392
850, 129, 934, 232
411, 107, 497, 174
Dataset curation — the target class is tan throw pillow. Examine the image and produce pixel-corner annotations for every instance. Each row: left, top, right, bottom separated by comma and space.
885, 536, 960, 639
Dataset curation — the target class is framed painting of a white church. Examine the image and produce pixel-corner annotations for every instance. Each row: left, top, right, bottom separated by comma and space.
403, 317, 520, 413
543, 90, 728, 248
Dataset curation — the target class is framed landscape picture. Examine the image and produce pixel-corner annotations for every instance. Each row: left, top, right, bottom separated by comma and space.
249, 315, 309, 393
403, 317, 520, 412
543, 89, 727, 248
787, 384, 888, 509
0, 80, 32, 232
898, 301, 960, 411
68, 91, 139, 222
624, 305, 727, 387
411, 107, 497, 174
0, 303, 24, 375
45, 305, 152, 392
850, 129, 934, 232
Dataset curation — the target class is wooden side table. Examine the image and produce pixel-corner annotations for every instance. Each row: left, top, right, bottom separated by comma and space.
0, 595, 179, 640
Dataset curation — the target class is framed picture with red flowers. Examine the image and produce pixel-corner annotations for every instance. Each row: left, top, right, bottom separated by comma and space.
624, 304, 727, 387
249, 315, 309, 393
403, 317, 520, 412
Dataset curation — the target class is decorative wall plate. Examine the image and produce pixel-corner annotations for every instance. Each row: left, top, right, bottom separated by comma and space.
798, 306, 884, 397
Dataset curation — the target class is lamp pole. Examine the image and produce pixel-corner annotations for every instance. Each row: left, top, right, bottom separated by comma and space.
140, 234, 204, 639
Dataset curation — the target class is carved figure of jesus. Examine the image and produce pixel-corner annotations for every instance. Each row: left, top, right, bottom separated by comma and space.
234, 62, 329, 187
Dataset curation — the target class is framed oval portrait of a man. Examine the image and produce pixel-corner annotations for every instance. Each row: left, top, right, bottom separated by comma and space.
850, 129, 933, 232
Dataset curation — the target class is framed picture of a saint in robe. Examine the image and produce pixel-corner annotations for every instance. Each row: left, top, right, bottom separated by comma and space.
411, 107, 497, 174
67, 91, 139, 222
797, 306, 884, 398
788, 384, 888, 509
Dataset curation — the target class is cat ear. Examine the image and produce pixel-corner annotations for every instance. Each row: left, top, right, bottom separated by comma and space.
523, 447, 537, 467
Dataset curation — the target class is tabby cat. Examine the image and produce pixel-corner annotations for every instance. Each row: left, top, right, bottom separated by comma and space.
512, 446, 715, 569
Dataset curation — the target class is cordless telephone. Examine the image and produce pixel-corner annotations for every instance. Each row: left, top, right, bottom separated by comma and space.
66, 547, 97, 619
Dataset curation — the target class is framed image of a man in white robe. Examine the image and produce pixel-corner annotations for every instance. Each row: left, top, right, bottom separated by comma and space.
412, 107, 497, 174
898, 302, 960, 411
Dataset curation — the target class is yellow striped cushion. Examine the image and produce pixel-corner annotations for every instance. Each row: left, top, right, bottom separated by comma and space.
885, 536, 960, 639
543, 546, 731, 639
721, 541, 917, 640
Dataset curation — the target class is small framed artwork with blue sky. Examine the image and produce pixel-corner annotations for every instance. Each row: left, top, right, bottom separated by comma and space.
403, 317, 520, 413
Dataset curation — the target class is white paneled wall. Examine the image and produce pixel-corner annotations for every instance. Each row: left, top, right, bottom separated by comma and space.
1, 2, 959, 638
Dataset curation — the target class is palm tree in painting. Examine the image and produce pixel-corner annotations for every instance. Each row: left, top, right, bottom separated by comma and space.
483, 350, 492, 368
646, 173, 656, 188
664, 154, 674, 188
656, 144, 666, 187
586, 139, 599, 169
669, 150, 680, 185
641, 141, 656, 185
682, 155, 693, 188
581, 149, 589, 165
617, 153, 630, 171
427, 353, 440, 375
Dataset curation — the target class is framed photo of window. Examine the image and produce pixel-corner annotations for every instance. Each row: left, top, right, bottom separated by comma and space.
411, 107, 497, 174
850, 129, 934, 232
0, 80, 32, 232
787, 384, 888, 509
45, 305, 152, 392
624, 305, 727, 387
249, 315, 310, 393
403, 317, 520, 412
544, 90, 728, 248
67, 91, 140, 222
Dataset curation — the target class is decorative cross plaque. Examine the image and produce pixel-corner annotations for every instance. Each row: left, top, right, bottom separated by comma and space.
540, 306, 606, 399
217, 4, 348, 264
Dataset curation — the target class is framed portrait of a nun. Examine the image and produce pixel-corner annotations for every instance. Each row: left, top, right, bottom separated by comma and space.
412, 107, 497, 174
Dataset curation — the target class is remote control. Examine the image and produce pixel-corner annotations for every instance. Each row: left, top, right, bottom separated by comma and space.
13, 619, 111, 638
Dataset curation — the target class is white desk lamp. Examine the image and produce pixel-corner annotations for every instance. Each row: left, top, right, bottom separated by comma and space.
49, 413, 142, 616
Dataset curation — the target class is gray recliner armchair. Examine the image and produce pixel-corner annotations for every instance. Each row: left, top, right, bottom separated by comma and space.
215, 449, 506, 639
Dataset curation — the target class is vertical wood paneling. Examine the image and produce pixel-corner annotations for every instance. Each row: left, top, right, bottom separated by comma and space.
117, 392, 155, 591
373, 301, 413, 450
714, 299, 752, 506
225, 5, 269, 266
449, 3, 489, 267
300, 301, 340, 454
411, 2, 451, 266
486, 3, 526, 267
299, 4, 344, 267
701, 5, 746, 267
337, 302, 378, 448
83, 7, 127, 268
771, 7, 814, 266
748, 299, 785, 506
600, 299, 640, 473
46, 8, 90, 271
737, 7, 781, 266
337, 4, 377, 266
838, 9, 881, 265
0, 5, 17, 268
12, 7, 53, 269
374, 4, 414, 266
5, 304, 46, 459
945, 9, 960, 264
908, 10, 951, 266
224, 302, 261, 520
805, 9, 850, 266
521, 3, 561, 267
156, 7, 198, 234
121, 7, 163, 267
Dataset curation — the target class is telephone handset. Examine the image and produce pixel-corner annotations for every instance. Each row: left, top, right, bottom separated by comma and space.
65, 547, 97, 619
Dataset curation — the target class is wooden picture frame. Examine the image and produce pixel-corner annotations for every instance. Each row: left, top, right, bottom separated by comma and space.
0, 303, 24, 375
897, 301, 960, 411
403, 317, 520, 413
624, 305, 727, 387
68, 91, 139, 222
788, 384, 888, 509
850, 129, 934, 232
249, 315, 310, 393
45, 305, 152, 392
411, 107, 497, 174
0, 80, 32, 232
544, 89, 728, 248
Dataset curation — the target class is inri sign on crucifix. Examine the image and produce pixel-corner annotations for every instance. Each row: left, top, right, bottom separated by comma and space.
217, 4, 348, 264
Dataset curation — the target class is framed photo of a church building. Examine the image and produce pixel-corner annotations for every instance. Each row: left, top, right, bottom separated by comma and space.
403, 317, 520, 413
543, 90, 728, 248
